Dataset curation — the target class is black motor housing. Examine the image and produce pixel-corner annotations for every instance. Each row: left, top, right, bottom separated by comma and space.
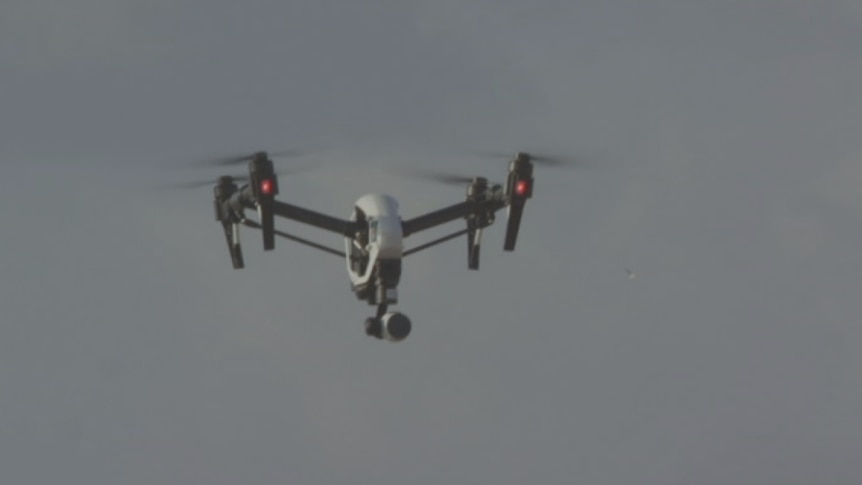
503, 153, 534, 251
248, 153, 279, 251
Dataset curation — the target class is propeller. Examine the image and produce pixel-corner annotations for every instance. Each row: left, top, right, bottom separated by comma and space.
393, 148, 592, 190
395, 168, 488, 187
472, 150, 583, 168
191, 148, 306, 168
157, 166, 306, 191
156, 174, 248, 191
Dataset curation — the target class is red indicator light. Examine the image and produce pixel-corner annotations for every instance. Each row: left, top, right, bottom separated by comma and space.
260, 178, 274, 196
515, 179, 529, 196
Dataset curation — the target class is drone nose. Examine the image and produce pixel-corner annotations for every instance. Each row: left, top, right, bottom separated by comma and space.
372, 217, 404, 258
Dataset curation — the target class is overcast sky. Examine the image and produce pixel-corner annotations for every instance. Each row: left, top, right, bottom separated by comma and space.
2, 1, 862, 484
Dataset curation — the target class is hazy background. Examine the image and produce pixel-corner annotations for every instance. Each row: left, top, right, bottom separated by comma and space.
2, 1, 862, 483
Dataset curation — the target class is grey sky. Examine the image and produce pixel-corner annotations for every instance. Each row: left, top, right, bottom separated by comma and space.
2, 1, 862, 484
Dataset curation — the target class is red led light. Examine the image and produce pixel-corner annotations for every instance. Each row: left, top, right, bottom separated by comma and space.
260, 178, 274, 196
515, 179, 529, 196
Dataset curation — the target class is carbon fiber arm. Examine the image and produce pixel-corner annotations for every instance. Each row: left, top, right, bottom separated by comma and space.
401, 198, 506, 238
270, 200, 358, 236
235, 190, 358, 236
241, 219, 345, 257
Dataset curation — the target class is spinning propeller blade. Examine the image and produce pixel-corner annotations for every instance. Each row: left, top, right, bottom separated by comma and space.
193, 149, 306, 167
157, 175, 249, 190
396, 168, 485, 187
472, 150, 583, 168
160, 167, 305, 191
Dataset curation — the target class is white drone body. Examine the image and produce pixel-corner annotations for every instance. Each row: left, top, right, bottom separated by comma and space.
345, 194, 403, 288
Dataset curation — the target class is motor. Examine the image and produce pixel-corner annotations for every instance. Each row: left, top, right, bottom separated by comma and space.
364, 312, 412, 342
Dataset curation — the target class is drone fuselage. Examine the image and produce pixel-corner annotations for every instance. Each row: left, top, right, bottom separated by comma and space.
345, 193, 404, 307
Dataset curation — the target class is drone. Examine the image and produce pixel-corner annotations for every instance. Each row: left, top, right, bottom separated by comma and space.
186, 150, 566, 342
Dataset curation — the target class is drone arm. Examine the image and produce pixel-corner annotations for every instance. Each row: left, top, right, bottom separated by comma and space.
235, 192, 357, 237
402, 228, 470, 257
241, 220, 346, 257
270, 200, 358, 236
401, 199, 505, 237
401, 201, 471, 237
